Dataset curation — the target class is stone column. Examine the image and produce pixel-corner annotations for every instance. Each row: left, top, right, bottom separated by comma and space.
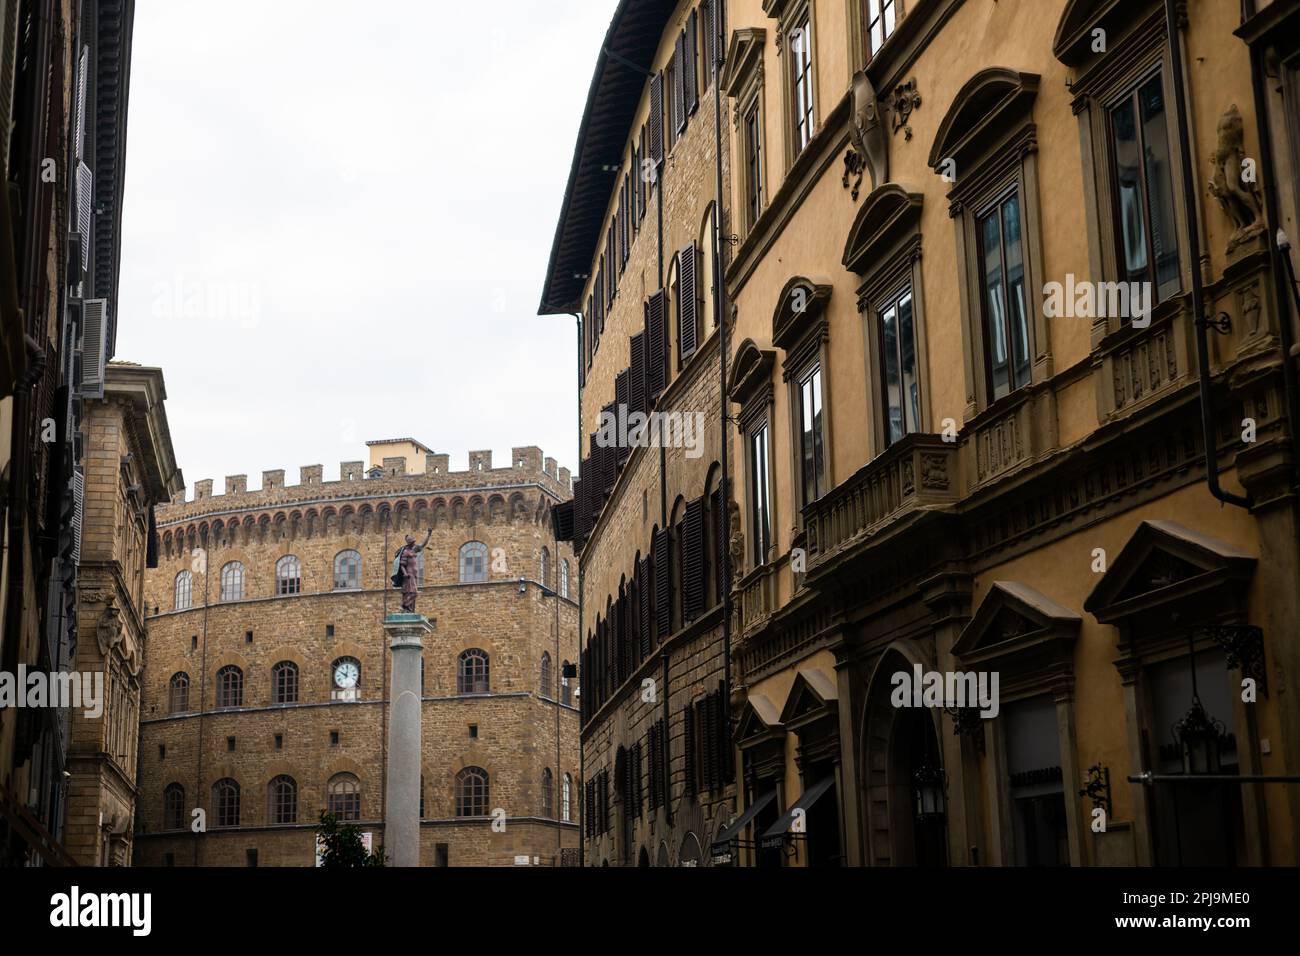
384, 613, 432, 866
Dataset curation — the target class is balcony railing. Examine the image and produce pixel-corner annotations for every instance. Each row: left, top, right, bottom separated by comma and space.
737, 561, 777, 639
803, 433, 958, 576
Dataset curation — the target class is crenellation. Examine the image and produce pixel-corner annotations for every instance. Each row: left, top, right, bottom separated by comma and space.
426, 453, 450, 475
512, 446, 543, 472
195, 479, 213, 500
468, 450, 492, 472
341, 461, 364, 481
301, 464, 323, 485
225, 475, 247, 495
544, 457, 557, 479
382, 456, 406, 477
262, 469, 285, 490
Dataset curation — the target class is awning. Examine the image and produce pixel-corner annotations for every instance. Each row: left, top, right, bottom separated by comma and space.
760, 775, 836, 847
711, 788, 778, 851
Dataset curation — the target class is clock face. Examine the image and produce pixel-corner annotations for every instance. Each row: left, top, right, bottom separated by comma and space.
334, 660, 359, 689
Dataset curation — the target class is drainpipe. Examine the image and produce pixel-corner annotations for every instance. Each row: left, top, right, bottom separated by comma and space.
1165, 0, 1252, 510
711, 5, 735, 806
1241, 0, 1300, 482
572, 311, 585, 867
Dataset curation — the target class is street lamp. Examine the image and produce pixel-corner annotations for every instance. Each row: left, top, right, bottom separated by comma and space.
1174, 630, 1225, 774
913, 765, 947, 820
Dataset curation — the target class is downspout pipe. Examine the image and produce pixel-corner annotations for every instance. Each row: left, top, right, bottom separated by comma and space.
572, 311, 585, 868
711, 14, 734, 799
1241, 0, 1300, 482
1165, 0, 1252, 510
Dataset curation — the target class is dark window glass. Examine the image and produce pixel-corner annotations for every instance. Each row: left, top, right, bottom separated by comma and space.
164, 784, 185, 830
269, 775, 297, 825
216, 665, 242, 709
1110, 72, 1180, 306
169, 672, 189, 714
744, 103, 763, 228
213, 779, 240, 827
978, 190, 1031, 401
799, 364, 826, 504
272, 661, 298, 704
458, 649, 490, 694
790, 15, 815, 153
327, 773, 361, 821
879, 288, 921, 444
276, 555, 301, 595
456, 767, 489, 817
749, 423, 772, 565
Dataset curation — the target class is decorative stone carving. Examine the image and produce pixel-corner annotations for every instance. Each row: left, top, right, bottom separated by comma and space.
1208, 104, 1265, 254
728, 498, 744, 580
96, 600, 124, 658
887, 78, 921, 140
921, 453, 950, 490
1239, 283, 1261, 336
843, 70, 887, 201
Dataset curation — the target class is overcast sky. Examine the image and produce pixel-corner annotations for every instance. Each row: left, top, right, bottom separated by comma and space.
116, 0, 610, 495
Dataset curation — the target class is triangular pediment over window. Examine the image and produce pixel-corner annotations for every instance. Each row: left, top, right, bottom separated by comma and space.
953, 582, 1081, 669
722, 28, 766, 96
779, 668, 838, 727
736, 694, 784, 747
1084, 520, 1256, 624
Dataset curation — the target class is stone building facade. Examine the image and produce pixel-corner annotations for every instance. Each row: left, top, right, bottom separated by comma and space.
541, 0, 737, 866
134, 442, 580, 866
548, 0, 1300, 866
64, 363, 182, 865
717, 0, 1300, 867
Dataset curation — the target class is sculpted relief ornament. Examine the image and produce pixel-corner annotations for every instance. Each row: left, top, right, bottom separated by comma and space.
843, 70, 887, 201
1208, 104, 1265, 254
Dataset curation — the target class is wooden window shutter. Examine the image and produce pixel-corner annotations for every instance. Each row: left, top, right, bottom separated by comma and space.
645, 290, 667, 399
649, 72, 664, 164
653, 527, 672, 641
682, 497, 706, 621
683, 705, 697, 795
639, 126, 649, 219
678, 242, 699, 361
607, 226, 617, 304
600, 405, 618, 494
685, 11, 699, 116
704, 693, 720, 791
629, 331, 646, 419
637, 556, 652, 659
614, 370, 630, 467
646, 726, 658, 811
681, 31, 691, 133
719, 679, 734, 784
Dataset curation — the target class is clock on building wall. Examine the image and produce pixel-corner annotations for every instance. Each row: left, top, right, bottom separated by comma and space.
334, 659, 359, 688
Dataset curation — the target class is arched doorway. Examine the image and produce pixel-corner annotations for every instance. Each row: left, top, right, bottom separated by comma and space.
862, 648, 949, 866
678, 832, 702, 866
638, 846, 650, 867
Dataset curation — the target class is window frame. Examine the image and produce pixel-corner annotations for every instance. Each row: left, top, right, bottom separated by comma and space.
275, 554, 302, 596
272, 660, 298, 705
168, 672, 190, 714
174, 570, 192, 610
786, 5, 816, 159
327, 772, 361, 822
219, 561, 244, 602
459, 541, 489, 584
268, 774, 298, 825
215, 665, 243, 709
455, 767, 490, 817
333, 550, 362, 591
458, 648, 490, 695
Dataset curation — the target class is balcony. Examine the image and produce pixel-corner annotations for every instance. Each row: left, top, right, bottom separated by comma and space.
803, 434, 958, 578
738, 561, 778, 639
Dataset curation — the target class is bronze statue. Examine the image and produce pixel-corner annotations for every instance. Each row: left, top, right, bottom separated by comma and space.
392, 528, 432, 613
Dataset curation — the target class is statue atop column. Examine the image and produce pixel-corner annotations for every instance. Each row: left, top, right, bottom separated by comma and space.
392, 528, 432, 614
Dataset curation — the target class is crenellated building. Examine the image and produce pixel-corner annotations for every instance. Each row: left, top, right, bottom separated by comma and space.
135, 441, 580, 866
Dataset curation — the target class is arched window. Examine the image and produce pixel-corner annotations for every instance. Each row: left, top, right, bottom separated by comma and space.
459, 541, 488, 583
542, 768, 554, 818
213, 778, 240, 827
276, 555, 302, 595
174, 570, 192, 610
163, 783, 185, 830
216, 665, 243, 708
331, 656, 361, 701
560, 560, 570, 599
540, 652, 552, 699
455, 767, 489, 817
272, 661, 298, 704
268, 775, 297, 824
333, 550, 362, 590
561, 663, 572, 707
562, 773, 572, 822
540, 547, 550, 588
168, 672, 190, 714
219, 562, 245, 602
458, 649, 489, 694
328, 773, 361, 821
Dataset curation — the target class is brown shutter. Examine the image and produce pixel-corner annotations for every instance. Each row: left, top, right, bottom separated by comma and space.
629, 331, 646, 419
682, 497, 706, 621
653, 527, 672, 641
649, 72, 664, 164
678, 242, 698, 360
646, 291, 667, 399
719, 679, 734, 784
600, 405, 618, 495
685, 11, 699, 116
637, 556, 652, 659
712, 484, 728, 602
704, 694, 719, 792
673, 33, 686, 134
683, 706, 697, 795
615, 370, 630, 468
